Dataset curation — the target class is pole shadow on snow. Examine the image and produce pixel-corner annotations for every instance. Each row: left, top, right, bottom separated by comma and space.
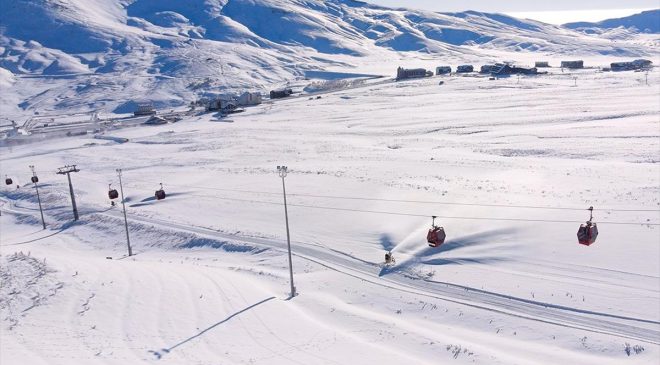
148, 296, 276, 360
379, 228, 518, 277
1, 227, 67, 246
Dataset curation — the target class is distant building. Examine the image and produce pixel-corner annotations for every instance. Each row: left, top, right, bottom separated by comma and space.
207, 97, 237, 112
143, 116, 168, 125
480, 64, 496, 74
270, 89, 293, 99
396, 67, 432, 80
435, 66, 452, 75
610, 59, 652, 71
237, 92, 262, 106
456, 65, 474, 73
134, 102, 156, 116
492, 64, 538, 76
561, 60, 584, 69
535, 61, 550, 68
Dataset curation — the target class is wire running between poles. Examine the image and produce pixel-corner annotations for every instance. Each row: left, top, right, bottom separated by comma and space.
125, 178, 660, 213
70, 175, 660, 226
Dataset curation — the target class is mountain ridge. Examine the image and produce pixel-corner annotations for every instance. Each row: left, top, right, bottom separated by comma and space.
0, 0, 658, 117
564, 9, 660, 34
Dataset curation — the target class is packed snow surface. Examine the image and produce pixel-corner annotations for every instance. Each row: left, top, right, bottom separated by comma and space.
1, 67, 659, 364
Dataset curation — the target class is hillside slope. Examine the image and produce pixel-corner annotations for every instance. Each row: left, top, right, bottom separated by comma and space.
565, 9, 660, 34
0, 0, 658, 117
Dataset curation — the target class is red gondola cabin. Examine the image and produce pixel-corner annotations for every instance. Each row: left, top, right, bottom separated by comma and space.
577, 223, 598, 246
155, 183, 166, 200
427, 227, 446, 247
427, 216, 446, 247
577, 206, 598, 246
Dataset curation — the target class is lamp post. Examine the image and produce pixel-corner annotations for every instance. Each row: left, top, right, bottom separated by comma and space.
56, 165, 80, 221
116, 169, 132, 257
277, 165, 296, 298
29, 165, 46, 229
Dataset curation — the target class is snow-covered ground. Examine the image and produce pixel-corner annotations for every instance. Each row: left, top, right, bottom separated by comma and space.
1, 67, 659, 364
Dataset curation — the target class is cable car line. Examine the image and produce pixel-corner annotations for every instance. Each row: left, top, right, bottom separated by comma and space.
127, 178, 660, 213
12, 174, 659, 227
138, 189, 660, 227
20, 172, 659, 228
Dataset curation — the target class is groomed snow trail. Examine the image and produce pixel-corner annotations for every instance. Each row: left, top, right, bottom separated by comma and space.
3, 198, 658, 345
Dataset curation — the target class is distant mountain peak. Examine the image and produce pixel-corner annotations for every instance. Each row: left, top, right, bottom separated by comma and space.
564, 9, 660, 34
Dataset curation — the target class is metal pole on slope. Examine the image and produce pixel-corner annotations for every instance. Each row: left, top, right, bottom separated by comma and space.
277, 165, 296, 298
56, 165, 80, 221
29, 165, 46, 229
116, 169, 132, 257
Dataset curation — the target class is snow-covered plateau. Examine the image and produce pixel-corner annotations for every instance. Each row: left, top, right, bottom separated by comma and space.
2, 66, 659, 364
1, 1, 659, 364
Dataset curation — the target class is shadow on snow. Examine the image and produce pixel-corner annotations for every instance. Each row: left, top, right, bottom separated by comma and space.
148, 296, 276, 360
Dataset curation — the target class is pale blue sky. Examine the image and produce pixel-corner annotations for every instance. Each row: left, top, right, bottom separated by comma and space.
366, 0, 659, 24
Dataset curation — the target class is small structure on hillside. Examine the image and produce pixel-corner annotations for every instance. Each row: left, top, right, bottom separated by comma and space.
480, 64, 496, 74
270, 89, 293, 99
535, 61, 550, 68
456, 65, 474, 73
396, 67, 432, 80
143, 116, 168, 125
561, 60, 584, 69
492, 64, 538, 76
610, 59, 652, 71
207, 97, 237, 112
435, 66, 452, 75
134, 102, 156, 116
237, 92, 262, 106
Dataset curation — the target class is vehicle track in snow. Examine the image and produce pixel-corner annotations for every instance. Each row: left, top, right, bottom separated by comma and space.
2, 199, 658, 345
94, 208, 660, 345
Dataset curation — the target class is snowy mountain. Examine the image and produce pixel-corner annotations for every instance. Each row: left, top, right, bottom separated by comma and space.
1, 3, 660, 364
565, 9, 660, 34
0, 0, 658, 116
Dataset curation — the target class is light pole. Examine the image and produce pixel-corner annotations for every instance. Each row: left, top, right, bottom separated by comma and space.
116, 169, 132, 257
116, 169, 132, 256
277, 165, 296, 298
29, 165, 46, 229
56, 165, 80, 221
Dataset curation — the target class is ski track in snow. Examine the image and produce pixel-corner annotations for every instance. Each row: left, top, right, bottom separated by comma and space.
2, 196, 659, 345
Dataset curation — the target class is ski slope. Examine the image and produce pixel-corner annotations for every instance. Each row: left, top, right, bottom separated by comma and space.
1, 67, 659, 364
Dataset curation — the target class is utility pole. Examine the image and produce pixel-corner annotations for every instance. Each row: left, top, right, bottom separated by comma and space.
116, 169, 132, 257
29, 165, 46, 229
277, 165, 296, 298
56, 165, 80, 221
